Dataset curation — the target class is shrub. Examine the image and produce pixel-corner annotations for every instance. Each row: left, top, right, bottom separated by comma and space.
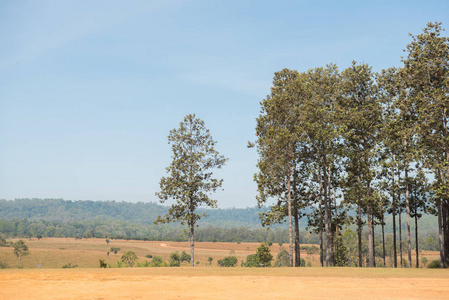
243, 254, 259, 267
218, 256, 238, 267
208, 257, 213, 265
99, 259, 107, 268
121, 250, 138, 267
180, 251, 191, 263
169, 252, 181, 267
428, 259, 441, 268
145, 254, 153, 259
267, 242, 273, 246
62, 263, 78, 269
274, 250, 290, 267
256, 243, 273, 267
421, 257, 428, 267
149, 256, 167, 267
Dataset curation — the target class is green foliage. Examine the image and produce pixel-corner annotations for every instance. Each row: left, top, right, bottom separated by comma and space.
217, 256, 238, 267
208, 257, 213, 265
169, 252, 181, 267
243, 254, 259, 267
110, 247, 121, 255
421, 257, 428, 267
121, 250, 138, 267
145, 254, 153, 259
180, 251, 191, 263
105, 239, 110, 245
62, 263, 77, 268
274, 250, 290, 267
427, 260, 441, 269
149, 256, 167, 267
99, 259, 107, 268
256, 243, 273, 267
12, 240, 30, 267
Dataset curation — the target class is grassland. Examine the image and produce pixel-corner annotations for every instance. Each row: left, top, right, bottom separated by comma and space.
0, 238, 448, 299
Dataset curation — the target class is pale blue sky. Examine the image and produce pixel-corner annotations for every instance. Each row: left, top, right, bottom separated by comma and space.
1, 0, 448, 208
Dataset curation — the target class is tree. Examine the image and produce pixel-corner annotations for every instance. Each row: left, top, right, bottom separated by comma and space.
12, 240, 30, 267
155, 114, 227, 267
256, 242, 273, 267
208, 257, 213, 265
402, 22, 449, 268
110, 247, 120, 255
121, 250, 138, 267
169, 252, 181, 267
180, 251, 191, 263
274, 249, 290, 267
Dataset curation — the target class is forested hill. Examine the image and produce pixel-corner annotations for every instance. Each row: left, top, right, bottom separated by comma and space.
0, 198, 273, 228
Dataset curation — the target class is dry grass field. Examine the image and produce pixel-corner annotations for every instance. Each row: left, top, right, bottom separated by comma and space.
1, 238, 448, 299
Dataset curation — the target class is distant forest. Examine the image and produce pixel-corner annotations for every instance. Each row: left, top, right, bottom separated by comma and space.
0, 198, 440, 252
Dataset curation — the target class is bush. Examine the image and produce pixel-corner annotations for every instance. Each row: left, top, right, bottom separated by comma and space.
145, 254, 153, 259
428, 259, 441, 268
149, 256, 167, 267
180, 251, 191, 263
218, 256, 238, 267
243, 254, 259, 267
274, 250, 290, 267
256, 243, 273, 267
121, 250, 138, 267
62, 263, 78, 269
169, 252, 181, 267
99, 259, 107, 268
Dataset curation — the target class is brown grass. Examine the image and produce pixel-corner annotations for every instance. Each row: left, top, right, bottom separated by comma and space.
1, 238, 448, 299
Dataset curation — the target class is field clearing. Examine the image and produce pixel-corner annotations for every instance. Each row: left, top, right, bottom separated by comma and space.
1, 268, 449, 299
1, 238, 448, 299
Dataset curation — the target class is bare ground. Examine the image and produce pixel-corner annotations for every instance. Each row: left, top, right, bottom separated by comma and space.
1, 268, 449, 299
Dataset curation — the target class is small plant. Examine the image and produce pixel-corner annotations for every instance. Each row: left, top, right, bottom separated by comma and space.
106, 239, 110, 245
99, 259, 107, 268
267, 242, 273, 246
196, 261, 199, 265
149, 256, 166, 267
208, 257, 213, 265
421, 257, 428, 267
145, 254, 153, 259
62, 263, 78, 269
278, 242, 283, 247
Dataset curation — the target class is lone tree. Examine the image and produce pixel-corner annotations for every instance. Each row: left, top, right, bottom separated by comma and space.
12, 240, 30, 268
121, 250, 138, 267
155, 114, 227, 267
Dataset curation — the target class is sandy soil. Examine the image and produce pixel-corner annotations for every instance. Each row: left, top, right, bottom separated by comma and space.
1, 268, 449, 300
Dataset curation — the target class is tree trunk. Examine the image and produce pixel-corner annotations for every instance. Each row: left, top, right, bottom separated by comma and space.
438, 201, 444, 268
372, 215, 376, 267
324, 165, 332, 267
367, 204, 374, 267
415, 206, 419, 268
287, 174, 293, 267
357, 175, 363, 268
189, 223, 195, 267
318, 170, 324, 267
443, 201, 449, 267
294, 205, 300, 267
382, 214, 386, 267
405, 165, 412, 268
398, 171, 403, 267
392, 165, 397, 268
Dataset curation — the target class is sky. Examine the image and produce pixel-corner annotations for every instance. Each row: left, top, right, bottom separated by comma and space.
1, 0, 449, 208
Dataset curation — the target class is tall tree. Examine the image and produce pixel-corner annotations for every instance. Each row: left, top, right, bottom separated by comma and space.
155, 114, 227, 267
253, 68, 302, 267
340, 61, 382, 267
402, 22, 449, 267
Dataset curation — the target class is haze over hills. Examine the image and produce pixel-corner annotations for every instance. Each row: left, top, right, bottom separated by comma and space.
0, 198, 438, 235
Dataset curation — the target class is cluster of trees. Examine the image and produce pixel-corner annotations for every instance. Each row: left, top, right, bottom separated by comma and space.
252, 22, 449, 268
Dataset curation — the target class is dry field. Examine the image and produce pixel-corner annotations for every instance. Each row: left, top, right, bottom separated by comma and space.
1, 238, 448, 299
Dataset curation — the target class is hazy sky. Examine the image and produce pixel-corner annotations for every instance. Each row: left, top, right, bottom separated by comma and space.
1, 0, 448, 208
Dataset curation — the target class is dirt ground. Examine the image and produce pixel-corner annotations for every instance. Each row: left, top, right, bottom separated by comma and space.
1, 268, 449, 299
